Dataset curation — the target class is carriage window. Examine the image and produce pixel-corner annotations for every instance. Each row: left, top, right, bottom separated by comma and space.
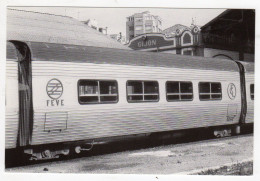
199, 82, 222, 100
127, 81, 159, 102
166, 81, 193, 101
78, 80, 118, 104
250, 84, 254, 100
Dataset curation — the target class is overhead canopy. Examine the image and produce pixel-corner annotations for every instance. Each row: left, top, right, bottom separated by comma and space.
7, 9, 130, 50
25, 41, 240, 72
201, 9, 255, 55
201, 9, 255, 32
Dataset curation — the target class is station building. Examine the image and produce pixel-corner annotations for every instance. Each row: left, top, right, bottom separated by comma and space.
127, 9, 255, 62
127, 24, 201, 56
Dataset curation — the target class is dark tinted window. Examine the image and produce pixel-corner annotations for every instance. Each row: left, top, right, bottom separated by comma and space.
166, 81, 193, 101
78, 80, 118, 104
127, 81, 159, 102
250, 84, 254, 100
199, 82, 222, 100
183, 50, 192, 56
183, 33, 191, 44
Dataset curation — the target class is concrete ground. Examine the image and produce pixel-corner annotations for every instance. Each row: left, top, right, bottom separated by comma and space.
6, 134, 253, 174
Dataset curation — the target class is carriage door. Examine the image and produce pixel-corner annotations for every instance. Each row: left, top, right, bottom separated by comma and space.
235, 62, 247, 124
12, 41, 33, 147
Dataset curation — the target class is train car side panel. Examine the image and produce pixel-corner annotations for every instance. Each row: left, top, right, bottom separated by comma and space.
30, 61, 241, 145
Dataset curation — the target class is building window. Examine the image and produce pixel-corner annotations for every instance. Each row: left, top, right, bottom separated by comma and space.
127, 81, 159, 102
135, 26, 143, 31
250, 84, 254, 100
199, 82, 222, 100
135, 18, 143, 22
166, 81, 193, 101
128, 17, 134, 21
145, 16, 150, 20
145, 25, 152, 30
78, 80, 118, 104
183, 50, 192, 55
182, 48, 193, 56
129, 26, 134, 31
176, 49, 181, 55
183, 33, 191, 44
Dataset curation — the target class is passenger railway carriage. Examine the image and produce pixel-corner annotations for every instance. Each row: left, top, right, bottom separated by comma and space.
5, 9, 254, 161
6, 41, 254, 160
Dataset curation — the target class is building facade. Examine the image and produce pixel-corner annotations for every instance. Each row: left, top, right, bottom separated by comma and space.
127, 9, 255, 62
126, 11, 162, 42
127, 24, 201, 57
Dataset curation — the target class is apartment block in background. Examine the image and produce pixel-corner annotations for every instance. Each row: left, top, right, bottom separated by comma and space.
126, 11, 162, 42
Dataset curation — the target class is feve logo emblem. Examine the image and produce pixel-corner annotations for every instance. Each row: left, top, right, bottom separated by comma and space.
227, 83, 236, 100
46, 79, 63, 99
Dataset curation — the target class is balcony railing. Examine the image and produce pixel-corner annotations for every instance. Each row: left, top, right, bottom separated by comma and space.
201, 33, 254, 53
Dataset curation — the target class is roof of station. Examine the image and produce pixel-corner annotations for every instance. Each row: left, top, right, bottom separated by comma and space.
162, 24, 191, 36
7, 8, 130, 50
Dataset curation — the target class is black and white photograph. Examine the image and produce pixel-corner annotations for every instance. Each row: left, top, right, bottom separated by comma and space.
0, 0, 259, 179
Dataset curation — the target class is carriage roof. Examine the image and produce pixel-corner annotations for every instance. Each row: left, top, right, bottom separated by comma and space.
15, 41, 240, 72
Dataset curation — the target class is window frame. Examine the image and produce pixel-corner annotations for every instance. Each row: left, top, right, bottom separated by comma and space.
135, 17, 143, 22
78, 79, 119, 105
183, 33, 192, 44
126, 80, 160, 103
183, 50, 193, 56
250, 84, 254, 100
145, 25, 152, 30
166, 81, 194, 102
135, 25, 143, 31
198, 82, 222, 101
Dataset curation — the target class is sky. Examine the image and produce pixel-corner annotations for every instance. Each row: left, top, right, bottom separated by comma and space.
10, 7, 226, 36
